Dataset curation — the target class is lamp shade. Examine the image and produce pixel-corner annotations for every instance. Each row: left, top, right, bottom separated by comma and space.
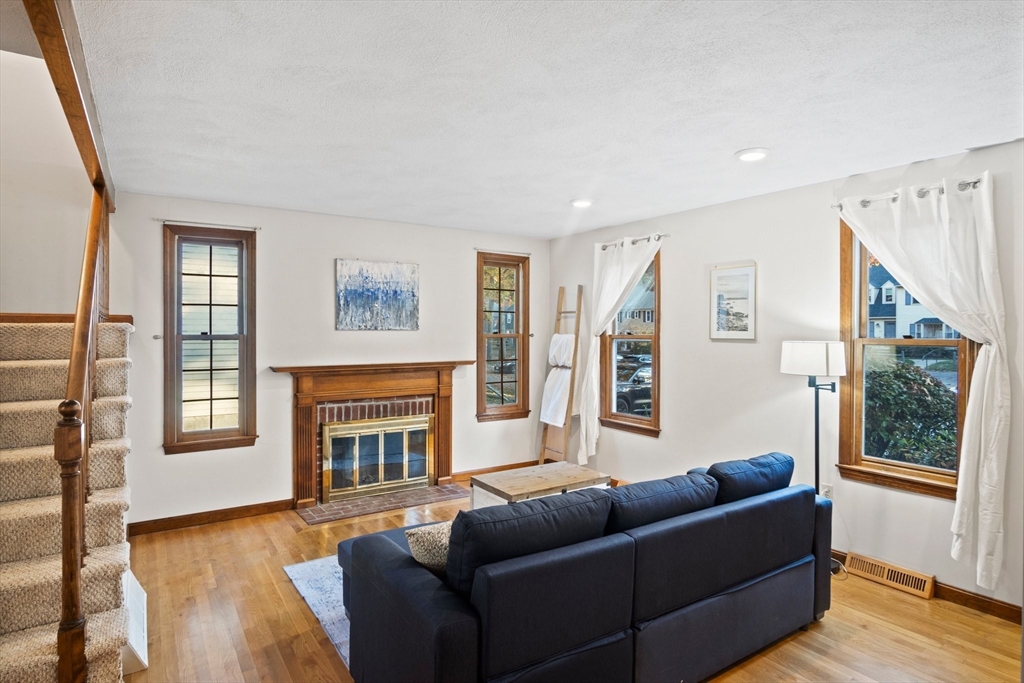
780, 341, 847, 377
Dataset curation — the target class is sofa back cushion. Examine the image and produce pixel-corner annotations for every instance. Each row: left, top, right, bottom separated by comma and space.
605, 474, 718, 534
707, 452, 794, 504
446, 488, 611, 595
470, 534, 634, 680
625, 484, 815, 622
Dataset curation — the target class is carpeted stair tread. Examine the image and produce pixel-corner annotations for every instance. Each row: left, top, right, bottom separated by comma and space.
0, 438, 129, 503
0, 322, 133, 361
0, 487, 130, 564
0, 358, 131, 402
0, 396, 131, 450
0, 605, 127, 683
0, 542, 129, 636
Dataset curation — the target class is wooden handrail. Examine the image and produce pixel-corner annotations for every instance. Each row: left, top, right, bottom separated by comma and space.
52, 186, 106, 683
66, 189, 103, 403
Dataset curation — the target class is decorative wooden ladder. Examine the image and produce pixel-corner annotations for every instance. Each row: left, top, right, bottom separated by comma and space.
538, 285, 583, 463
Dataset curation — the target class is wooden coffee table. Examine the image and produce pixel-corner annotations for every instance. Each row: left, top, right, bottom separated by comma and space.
470, 461, 611, 509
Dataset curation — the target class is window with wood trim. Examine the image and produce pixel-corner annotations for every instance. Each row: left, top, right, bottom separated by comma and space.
838, 221, 977, 499
600, 252, 660, 437
163, 224, 257, 454
476, 253, 530, 421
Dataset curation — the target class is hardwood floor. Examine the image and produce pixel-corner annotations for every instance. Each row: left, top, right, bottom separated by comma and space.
125, 497, 1021, 683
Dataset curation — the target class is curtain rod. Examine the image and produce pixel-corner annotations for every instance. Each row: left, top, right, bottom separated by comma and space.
474, 247, 532, 256
832, 177, 983, 211
600, 232, 670, 251
154, 218, 261, 231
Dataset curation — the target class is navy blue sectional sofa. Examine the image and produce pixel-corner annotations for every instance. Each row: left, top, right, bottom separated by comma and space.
337, 453, 832, 683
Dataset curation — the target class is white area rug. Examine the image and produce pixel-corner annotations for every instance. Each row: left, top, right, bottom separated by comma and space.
283, 555, 350, 667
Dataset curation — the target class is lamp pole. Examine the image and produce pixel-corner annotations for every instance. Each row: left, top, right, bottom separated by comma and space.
808, 375, 837, 495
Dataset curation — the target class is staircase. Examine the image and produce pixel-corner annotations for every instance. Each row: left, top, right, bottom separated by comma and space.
0, 322, 134, 683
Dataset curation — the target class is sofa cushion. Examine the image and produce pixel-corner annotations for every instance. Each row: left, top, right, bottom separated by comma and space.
625, 484, 815, 622
707, 453, 794, 504
605, 473, 718, 534
446, 488, 611, 595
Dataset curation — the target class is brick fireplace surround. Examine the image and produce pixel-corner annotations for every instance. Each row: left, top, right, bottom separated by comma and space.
271, 361, 473, 508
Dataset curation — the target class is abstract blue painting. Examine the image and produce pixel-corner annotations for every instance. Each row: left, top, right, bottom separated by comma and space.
335, 259, 419, 331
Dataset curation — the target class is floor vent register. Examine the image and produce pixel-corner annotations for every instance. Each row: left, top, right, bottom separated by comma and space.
846, 552, 936, 599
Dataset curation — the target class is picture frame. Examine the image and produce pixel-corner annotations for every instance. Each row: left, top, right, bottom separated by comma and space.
710, 263, 756, 340
336, 259, 420, 331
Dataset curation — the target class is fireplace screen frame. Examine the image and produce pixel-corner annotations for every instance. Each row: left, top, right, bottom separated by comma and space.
322, 414, 435, 503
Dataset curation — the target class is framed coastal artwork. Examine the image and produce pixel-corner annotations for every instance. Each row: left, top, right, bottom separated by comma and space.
710, 263, 756, 340
335, 259, 419, 331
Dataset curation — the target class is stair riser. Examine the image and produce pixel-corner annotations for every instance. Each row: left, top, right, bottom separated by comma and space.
0, 400, 130, 450
0, 649, 121, 683
0, 566, 126, 636
0, 445, 128, 503
0, 605, 128, 683
0, 324, 131, 361
0, 500, 127, 564
0, 359, 130, 402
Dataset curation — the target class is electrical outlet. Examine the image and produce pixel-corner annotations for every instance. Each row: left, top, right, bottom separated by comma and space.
821, 484, 834, 500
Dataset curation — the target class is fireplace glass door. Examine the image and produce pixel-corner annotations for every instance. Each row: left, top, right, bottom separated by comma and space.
323, 414, 434, 502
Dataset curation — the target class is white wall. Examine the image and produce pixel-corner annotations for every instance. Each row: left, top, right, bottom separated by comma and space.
549, 140, 1024, 605
0, 51, 93, 312
108, 193, 550, 523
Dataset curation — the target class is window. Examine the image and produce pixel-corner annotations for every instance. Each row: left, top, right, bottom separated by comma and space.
883, 286, 895, 303
163, 224, 257, 454
476, 252, 530, 421
839, 222, 976, 499
600, 253, 660, 437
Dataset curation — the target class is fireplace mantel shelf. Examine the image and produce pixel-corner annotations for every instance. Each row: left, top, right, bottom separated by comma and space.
271, 360, 474, 375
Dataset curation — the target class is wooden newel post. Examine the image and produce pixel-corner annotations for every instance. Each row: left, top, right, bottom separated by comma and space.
55, 399, 88, 683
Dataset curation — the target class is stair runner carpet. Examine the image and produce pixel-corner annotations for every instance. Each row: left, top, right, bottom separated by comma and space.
0, 322, 134, 683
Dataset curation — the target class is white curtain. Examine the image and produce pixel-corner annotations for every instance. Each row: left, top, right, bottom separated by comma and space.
837, 171, 1011, 589
577, 235, 662, 464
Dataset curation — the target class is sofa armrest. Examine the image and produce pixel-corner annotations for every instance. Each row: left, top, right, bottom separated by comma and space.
687, 466, 709, 476
350, 535, 479, 683
813, 495, 833, 619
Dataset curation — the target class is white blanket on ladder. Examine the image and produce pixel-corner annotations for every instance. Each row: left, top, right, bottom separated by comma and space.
540, 334, 576, 426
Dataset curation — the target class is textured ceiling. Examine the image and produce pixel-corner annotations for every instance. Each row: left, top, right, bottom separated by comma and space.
0, 0, 42, 58
71, 0, 1023, 238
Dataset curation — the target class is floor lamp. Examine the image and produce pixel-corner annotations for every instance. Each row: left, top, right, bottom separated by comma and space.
781, 341, 846, 574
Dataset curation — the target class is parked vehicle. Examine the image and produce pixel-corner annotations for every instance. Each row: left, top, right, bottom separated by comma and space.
616, 364, 651, 416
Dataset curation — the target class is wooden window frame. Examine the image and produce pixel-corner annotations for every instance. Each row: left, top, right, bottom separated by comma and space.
163, 224, 258, 454
599, 252, 661, 438
838, 221, 977, 499
476, 252, 530, 422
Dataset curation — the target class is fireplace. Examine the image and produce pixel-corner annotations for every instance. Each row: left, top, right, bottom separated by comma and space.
271, 360, 473, 509
322, 414, 435, 502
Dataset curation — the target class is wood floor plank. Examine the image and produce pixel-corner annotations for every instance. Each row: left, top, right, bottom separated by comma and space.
124, 497, 1021, 683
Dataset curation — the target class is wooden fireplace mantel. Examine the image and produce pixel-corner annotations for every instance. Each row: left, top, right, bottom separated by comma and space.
271, 361, 474, 508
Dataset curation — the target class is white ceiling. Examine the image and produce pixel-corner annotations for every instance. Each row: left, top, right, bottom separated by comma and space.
71, 0, 1023, 238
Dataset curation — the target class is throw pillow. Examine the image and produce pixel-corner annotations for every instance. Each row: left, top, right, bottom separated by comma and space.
405, 521, 453, 574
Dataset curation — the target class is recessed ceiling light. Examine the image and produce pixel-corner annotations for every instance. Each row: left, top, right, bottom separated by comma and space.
571, 199, 592, 208
735, 148, 769, 162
